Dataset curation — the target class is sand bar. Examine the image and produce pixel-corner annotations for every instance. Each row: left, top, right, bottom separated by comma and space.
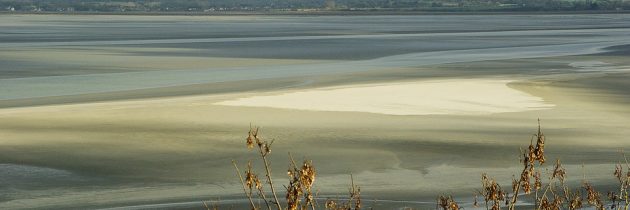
215, 79, 554, 115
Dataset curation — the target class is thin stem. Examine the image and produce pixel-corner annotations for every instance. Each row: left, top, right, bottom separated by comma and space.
349, 174, 355, 209
258, 145, 282, 210
257, 185, 272, 210
623, 155, 630, 210
203, 201, 211, 210
623, 150, 630, 169
311, 196, 316, 210
537, 170, 558, 210
535, 189, 539, 209
509, 165, 527, 210
233, 160, 257, 210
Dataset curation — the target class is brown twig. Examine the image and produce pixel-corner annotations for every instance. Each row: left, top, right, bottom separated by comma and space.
249, 126, 283, 210
233, 160, 258, 209
258, 141, 282, 210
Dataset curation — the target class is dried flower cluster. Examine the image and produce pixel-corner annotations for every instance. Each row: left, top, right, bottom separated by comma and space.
437, 195, 459, 210
584, 182, 604, 209
533, 170, 542, 191
534, 159, 567, 210
235, 126, 366, 210
567, 190, 583, 210
610, 156, 630, 210
287, 157, 317, 210
247, 126, 273, 156
234, 126, 288, 210
479, 174, 506, 210
551, 159, 566, 184
246, 162, 263, 192
504, 120, 547, 210
538, 194, 563, 210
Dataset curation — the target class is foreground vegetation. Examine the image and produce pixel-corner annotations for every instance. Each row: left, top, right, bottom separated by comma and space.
225, 120, 630, 210
461, 120, 628, 210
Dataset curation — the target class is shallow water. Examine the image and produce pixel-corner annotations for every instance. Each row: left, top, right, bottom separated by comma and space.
1, 14, 630, 209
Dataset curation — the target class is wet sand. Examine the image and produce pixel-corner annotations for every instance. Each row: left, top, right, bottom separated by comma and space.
2, 67, 630, 209
1, 14, 630, 209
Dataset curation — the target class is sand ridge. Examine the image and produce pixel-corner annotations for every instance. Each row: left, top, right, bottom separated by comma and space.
214, 79, 555, 115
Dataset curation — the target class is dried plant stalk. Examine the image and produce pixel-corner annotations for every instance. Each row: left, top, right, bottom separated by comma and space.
324, 174, 361, 210
233, 160, 258, 209
247, 126, 283, 210
508, 119, 546, 210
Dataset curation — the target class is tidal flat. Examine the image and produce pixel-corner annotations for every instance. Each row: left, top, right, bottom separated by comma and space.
1, 14, 630, 209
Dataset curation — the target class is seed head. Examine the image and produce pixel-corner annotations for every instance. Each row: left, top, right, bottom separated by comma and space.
300, 160, 316, 190
533, 170, 542, 190
245, 162, 255, 190
552, 159, 566, 183
614, 164, 623, 183
325, 200, 337, 209
438, 195, 459, 210
246, 127, 256, 149
584, 182, 603, 209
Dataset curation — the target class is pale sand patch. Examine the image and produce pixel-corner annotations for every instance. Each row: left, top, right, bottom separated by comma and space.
214, 79, 554, 115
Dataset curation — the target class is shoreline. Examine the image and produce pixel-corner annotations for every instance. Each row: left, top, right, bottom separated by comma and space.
1, 10, 629, 16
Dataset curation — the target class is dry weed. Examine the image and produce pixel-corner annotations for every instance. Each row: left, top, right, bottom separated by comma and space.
225, 120, 630, 210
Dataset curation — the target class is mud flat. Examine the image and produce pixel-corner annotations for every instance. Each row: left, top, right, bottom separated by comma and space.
1, 14, 630, 209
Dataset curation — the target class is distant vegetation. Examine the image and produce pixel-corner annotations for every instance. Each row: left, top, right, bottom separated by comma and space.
1, 0, 629, 13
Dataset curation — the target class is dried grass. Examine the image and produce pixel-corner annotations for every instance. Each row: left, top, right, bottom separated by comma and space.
224, 120, 629, 210
468, 120, 628, 210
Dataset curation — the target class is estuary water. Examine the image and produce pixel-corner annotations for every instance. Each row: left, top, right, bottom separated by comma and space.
1, 14, 630, 209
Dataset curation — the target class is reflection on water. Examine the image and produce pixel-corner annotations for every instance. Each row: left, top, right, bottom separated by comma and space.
0, 164, 92, 188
